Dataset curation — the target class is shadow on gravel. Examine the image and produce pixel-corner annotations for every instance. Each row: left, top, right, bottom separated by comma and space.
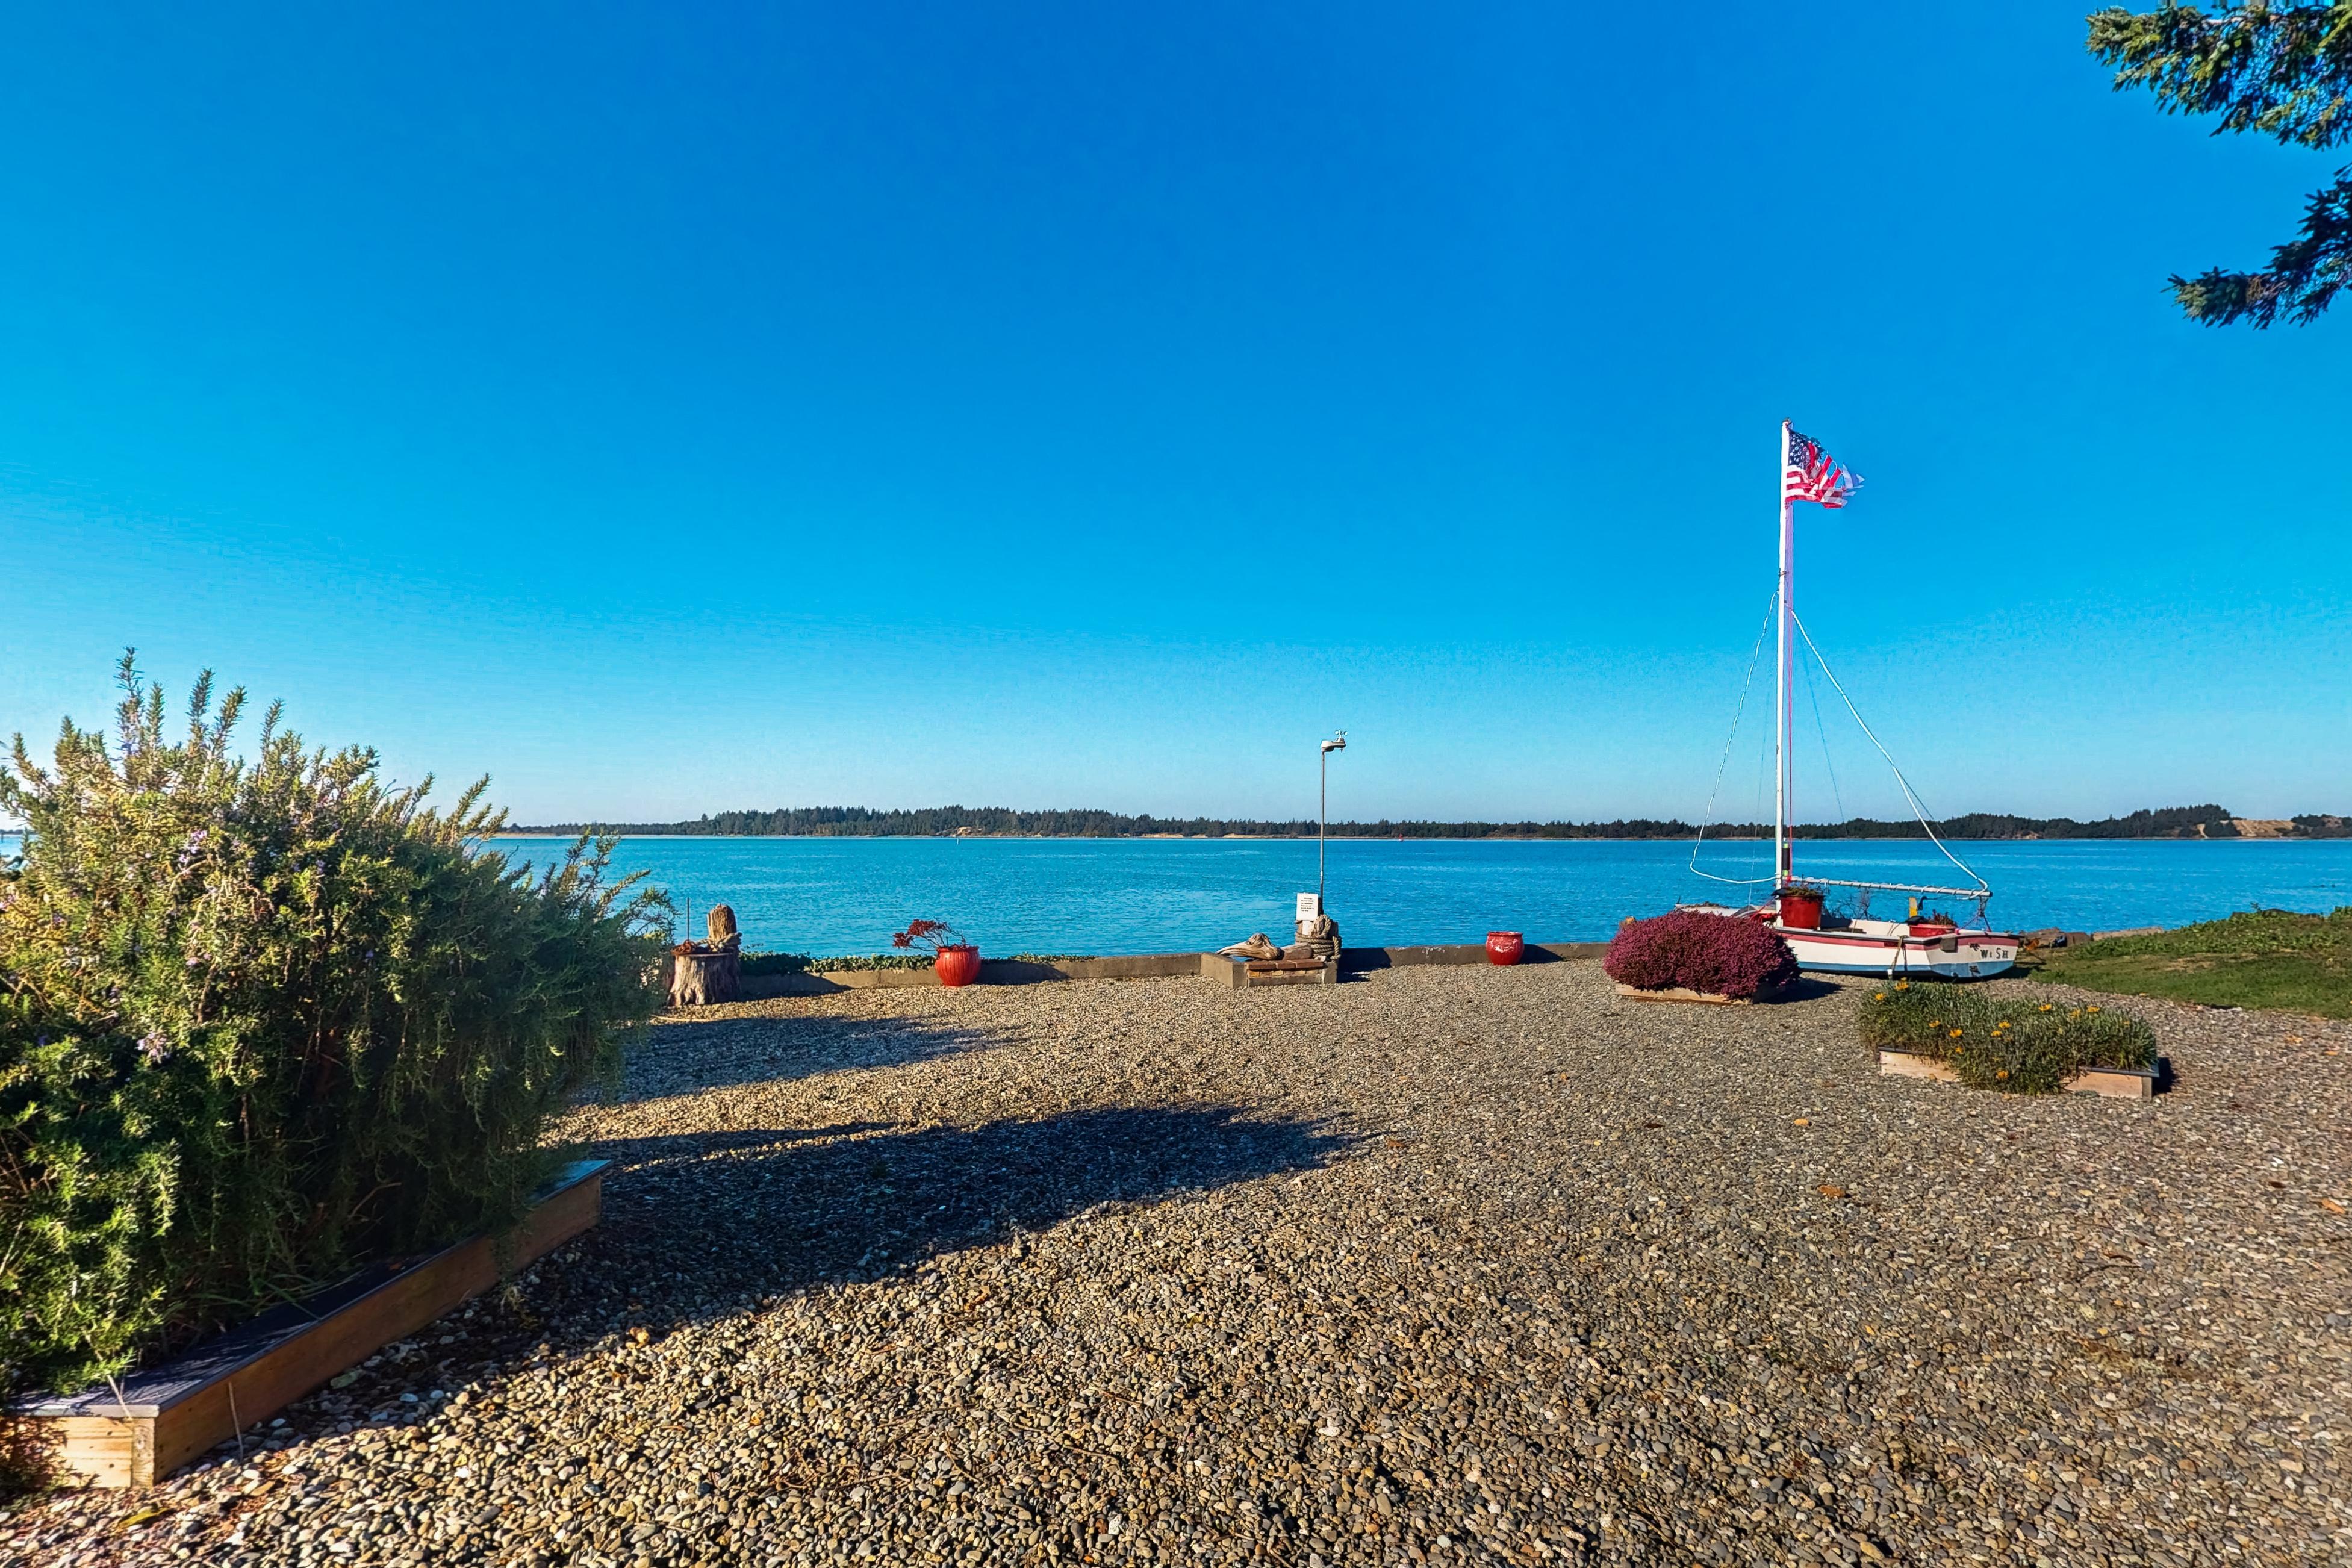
606, 1013, 1002, 1103
558, 1106, 1354, 1334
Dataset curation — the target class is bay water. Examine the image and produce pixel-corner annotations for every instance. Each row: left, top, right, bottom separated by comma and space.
494, 835, 2352, 958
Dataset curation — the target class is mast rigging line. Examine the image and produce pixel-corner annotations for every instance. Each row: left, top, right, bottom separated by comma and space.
1688, 591, 1781, 888
1786, 606, 1988, 896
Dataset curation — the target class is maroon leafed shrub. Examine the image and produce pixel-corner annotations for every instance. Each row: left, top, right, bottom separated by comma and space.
1604, 910, 1799, 999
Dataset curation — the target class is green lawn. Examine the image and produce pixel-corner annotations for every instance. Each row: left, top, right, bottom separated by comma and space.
2035, 908, 2352, 1018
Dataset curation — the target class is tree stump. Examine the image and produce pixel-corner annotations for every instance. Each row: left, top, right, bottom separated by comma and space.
669, 946, 741, 1007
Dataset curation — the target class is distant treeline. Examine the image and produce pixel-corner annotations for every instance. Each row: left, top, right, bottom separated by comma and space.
514, 803, 2352, 841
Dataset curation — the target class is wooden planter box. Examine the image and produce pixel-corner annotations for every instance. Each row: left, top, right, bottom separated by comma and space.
1202, 953, 1338, 989
1613, 981, 1787, 1006
13, 1159, 608, 1489
1877, 1048, 2155, 1100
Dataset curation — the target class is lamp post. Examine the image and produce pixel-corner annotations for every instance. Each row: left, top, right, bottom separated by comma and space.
1318, 732, 1346, 904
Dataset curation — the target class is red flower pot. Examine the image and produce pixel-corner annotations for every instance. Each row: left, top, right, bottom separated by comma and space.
1777, 892, 1824, 930
1486, 931, 1525, 966
933, 945, 982, 988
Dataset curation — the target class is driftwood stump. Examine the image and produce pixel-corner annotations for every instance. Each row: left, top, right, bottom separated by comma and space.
670, 944, 741, 1007
708, 904, 738, 944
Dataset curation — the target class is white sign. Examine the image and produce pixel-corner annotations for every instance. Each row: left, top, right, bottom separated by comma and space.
1296, 892, 1322, 923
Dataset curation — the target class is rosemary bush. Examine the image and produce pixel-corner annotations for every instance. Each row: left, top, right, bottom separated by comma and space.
0, 661, 668, 1397
1858, 980, 2155, 1093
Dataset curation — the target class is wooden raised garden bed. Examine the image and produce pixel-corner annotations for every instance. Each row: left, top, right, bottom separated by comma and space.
1876, 1048, 2155, 1100
13, 1159, 608, 1489
1613, 982, 1787, 1007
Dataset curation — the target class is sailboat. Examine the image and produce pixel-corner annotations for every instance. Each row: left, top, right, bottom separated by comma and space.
1682, 422, 2020, 980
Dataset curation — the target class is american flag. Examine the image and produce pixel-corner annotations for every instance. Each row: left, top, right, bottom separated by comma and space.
1784, 428, 1861, 509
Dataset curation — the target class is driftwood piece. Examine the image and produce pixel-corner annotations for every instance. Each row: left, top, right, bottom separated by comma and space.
707, 904, 738, 944
670, 946, 742, 1007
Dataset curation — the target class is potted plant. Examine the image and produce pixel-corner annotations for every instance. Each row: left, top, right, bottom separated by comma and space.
1908, 907, 1958, 935
1485, 930, 1525, 966
893, 919, 980, 986
1776, 883, 1827, 930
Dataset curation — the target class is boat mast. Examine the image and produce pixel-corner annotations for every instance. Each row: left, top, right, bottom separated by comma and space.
1775, 419, 1794, 891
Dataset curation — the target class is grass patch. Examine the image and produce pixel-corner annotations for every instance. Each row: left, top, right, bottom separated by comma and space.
1859, 980, 2155, 1094
2036, 908, 2352, 1018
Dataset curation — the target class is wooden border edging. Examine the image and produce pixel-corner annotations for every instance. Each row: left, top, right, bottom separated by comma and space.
14, 1159, 608, 1489
1611, 979, 1802, 1006
1877, 1048, 2156, 1100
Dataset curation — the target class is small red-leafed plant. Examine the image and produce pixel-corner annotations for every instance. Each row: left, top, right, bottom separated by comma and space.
1604, 909, 1799, 1000
891, 919, 971, 955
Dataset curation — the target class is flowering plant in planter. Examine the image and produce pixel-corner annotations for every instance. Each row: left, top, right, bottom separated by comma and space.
1859, 981, 2154, 1093
1604, 909, 1799, 1000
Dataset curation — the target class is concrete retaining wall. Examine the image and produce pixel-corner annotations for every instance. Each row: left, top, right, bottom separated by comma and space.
736, 942, 1602, 998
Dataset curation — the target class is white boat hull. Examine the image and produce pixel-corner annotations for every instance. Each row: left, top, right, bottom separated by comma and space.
1773, 918, 2018, 978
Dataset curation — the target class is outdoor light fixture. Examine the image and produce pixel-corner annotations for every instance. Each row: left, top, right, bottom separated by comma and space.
1319, 732, 1346, 902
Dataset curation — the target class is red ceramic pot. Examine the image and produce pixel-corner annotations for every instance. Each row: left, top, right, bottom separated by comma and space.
1486, 931, 1525, 966
933, 945, 982, 988
1778, 892, 1825, 930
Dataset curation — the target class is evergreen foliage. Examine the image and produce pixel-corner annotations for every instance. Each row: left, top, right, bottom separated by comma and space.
0, 659, 668, 1397
513, 801, 2297, 841
2090, 4, 2352, 325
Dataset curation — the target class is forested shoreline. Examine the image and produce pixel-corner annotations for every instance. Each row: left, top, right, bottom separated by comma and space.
512, 804, 2351, 841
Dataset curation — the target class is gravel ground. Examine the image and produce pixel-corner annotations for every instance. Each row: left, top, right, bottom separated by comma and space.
8, 960, 2350, 1567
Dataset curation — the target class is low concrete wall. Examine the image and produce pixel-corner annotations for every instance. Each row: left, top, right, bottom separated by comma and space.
734, 942, 1598, 998
1344, 941, 1604, 970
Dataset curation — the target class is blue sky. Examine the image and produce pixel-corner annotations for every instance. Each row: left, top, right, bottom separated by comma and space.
3, 4, 2345, 826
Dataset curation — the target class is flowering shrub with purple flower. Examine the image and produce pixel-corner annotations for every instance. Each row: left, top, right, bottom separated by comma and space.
0, 657, 670, 1399
1603, 909, 1799, 1000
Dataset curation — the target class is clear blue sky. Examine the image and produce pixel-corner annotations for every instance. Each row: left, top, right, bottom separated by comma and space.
3, 4, 2345, 826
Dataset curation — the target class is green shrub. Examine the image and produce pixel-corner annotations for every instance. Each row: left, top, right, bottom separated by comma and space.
0, 661, 668, 1397
739, 951, 1090, 977
810, 953, 936, 972
1858, 980, 2155, 1094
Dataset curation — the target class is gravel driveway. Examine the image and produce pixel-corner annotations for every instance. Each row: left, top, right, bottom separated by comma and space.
8, 961, 2349, 1566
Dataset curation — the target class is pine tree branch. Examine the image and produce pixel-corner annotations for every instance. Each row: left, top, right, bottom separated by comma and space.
2091, 5, 2352, 321
2170, 165, 2352, 322
2089, 3, 2352, 150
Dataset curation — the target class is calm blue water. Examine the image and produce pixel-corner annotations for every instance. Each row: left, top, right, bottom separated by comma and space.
487, 836, 2352, 957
